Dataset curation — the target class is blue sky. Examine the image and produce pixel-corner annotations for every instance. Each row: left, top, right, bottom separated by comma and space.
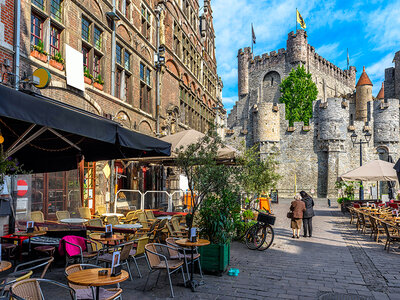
212, 0, 400, 112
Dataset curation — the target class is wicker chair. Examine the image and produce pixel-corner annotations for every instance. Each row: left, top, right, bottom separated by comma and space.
61, 237, 100, 267
121, 211, 138, 224
10, 279, 77, 300
144, 243, 186, 298
145, 210, 156, 222
129, 237, 150, 278
382, 222, 400, 252
78, 207, 92, 219
65, 264, 122, 300
88, 218, 104, 227
56, 211, 70, 221
0, 270, 33, 297
106, 215, 120, 226
96, 205, 107, 216
97, 242, 134, 280
30, 211, 45, 223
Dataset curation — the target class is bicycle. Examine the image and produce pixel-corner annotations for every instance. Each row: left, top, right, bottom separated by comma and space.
244, 209, 275, 250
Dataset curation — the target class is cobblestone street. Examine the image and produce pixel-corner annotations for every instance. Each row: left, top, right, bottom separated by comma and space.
36, 199, 400, 300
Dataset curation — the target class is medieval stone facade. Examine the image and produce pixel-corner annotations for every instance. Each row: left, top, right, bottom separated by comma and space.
227, 30, 399, 199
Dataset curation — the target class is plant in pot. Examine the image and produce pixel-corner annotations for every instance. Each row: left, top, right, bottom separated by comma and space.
84, 67, 93, 84
0, 136, 25, 189
335, 180, 356, 213
93, 74, 104, 91
49, 51, 64, 71
31, 40, 48, 62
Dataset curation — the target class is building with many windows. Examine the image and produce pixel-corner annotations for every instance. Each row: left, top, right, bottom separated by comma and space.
0, 0, 223, 219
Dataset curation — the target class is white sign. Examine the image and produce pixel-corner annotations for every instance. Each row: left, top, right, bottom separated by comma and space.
65, 45, 85, 91
179, 175, 189, 191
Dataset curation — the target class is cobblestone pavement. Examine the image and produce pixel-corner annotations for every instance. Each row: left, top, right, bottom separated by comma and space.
18, 199, 400, 299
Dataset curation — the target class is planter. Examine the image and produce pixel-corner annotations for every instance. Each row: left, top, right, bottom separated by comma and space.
84, 76, 92, 84
30, 50, 48, 63
198, 242, 230, 274
93, 82, 103, 91
49, 59, 64, 71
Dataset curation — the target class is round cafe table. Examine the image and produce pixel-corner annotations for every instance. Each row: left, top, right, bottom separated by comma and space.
67, 268, 129, 300
114, 224, 143, 229
90, 233, 125, 249
102, 213, 124, 218
0, 261, 12, 272
60, 218, 88, 224
13, 231, 47, 255
156, 216, 172, 220
175, 238, 210, 292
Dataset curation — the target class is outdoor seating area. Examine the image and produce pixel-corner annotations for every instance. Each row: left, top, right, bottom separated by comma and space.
0, 209, 202, 299
348, 202, 400, 252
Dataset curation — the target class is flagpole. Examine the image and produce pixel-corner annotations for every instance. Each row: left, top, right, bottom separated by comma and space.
296, 8, 297, 32
347, 48, 349, 70
251, 23, 254, 58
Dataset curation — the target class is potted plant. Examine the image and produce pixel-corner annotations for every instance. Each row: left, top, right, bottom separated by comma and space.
335, 181, 356, 213
30, 40, 48, 62
0, 141, 24, 189
84, 67, 93, 84
49, 51, 64, 71
93, 74, 104, 91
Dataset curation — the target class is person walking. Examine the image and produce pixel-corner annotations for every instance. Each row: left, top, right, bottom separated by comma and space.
290, 194, 306, 238
300, 190, 315, 237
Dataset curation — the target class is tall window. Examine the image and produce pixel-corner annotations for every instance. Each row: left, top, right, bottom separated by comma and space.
116, 44, 122, 64
115, 43, 132, 102
82, 46, 89, 68
50, 26, 61, 56
124, 52, 130, 70
93, 54, 101, 78
115, 69, 122, 99
31, 14, 43, 46
50, 0, 62, 21
141, 5, 151, 40
140, 63, 152, 113
173, 22, 181, 58
81, 17, 91, 42
32, 0, 45, 10
119, 0, 130, 19
94, 26, 102, 50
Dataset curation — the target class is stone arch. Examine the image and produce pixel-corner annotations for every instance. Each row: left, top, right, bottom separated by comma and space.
207, 99, 212, 108
166, 59, 180, 78
138, 119, 154, 135
190, 82, 196, 93
87, 0, 104, 22
262, 70, 282, 103
165, 1, 180, 20
141, 45, 152, 61
182, 73, 189, 86
197, 88, 201, 98
202, 95, 207, 105
115, 110, 132, 128
117, 24, 131, 44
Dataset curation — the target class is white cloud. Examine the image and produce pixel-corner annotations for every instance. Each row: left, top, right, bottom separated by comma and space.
316, 43, 343, 60
222, 96, 238, 106
366, 52, 394, 95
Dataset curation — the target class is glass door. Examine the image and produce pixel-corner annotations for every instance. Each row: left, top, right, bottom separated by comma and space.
47, 172, 66, 218
83, 162, 96, 214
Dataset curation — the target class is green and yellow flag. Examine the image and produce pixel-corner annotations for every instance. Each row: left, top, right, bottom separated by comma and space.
296, 9, 306, 29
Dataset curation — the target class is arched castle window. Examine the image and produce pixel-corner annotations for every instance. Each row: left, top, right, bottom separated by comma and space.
262, 71, 281, 103
263, 71, 280, 87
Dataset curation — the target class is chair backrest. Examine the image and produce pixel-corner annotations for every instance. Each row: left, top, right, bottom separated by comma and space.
148, 220, 160, 233
171, 218, 181, 232
145, 210, 155, 220
165, 237, 180, 257
96, 205, 107, 215
64, 264, 84, 290
78, 207, 91, 219
137, 211, 147, 223
56, 211, 70, 221
353, 203, 360, 208
14, 257, 54, 279
382, 222, 391, 237
10, 279, 42, 300
107, 215, 119, 226
88, 218, 103, 227
157, 219, 168, 231
31, 211, 44, 223
120, 242, 134, 261
145, 244, 160, 268
166, 222, 174, 236
135, 237, 149, 256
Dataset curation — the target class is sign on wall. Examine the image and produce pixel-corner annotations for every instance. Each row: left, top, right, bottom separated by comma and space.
65, 45, 85, 91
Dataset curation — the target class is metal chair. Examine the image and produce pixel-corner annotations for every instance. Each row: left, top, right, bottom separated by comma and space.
382, 222, 400, 252
14, 257, 54, 279
62, 237, 100, 267
97, 242, 135, 280
10, 278, 77, 300
144, 243, 186, 298
129, 236, 150, 278
65, 264, 122, 300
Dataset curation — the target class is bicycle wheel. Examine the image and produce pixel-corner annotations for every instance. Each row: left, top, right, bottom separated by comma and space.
258, 224, 275, 251
245, 224, 266, 250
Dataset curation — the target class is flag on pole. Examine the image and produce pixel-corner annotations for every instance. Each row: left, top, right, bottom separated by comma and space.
252, 24, 256, 44
347, 48, 350, 70
296, 9, 306, 29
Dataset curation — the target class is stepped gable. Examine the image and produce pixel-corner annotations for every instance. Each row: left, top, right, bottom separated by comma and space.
376, 82, 384, 99
356, 66, 373, 87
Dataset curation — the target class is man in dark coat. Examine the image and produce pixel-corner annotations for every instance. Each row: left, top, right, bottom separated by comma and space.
300, 191, 314, 237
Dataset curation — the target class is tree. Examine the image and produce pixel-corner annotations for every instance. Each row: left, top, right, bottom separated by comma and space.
279, 65, 318, 126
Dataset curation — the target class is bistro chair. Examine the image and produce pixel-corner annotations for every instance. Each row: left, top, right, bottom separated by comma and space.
106, 215, 120, 226
97, 242, 135, 280
56, 211, 70, 221
14, 257, 54, 279
144, 243, 186, 298
10, 278, 77, 300
31, 211, 45, 223
121, 211, 138, 224
64, 264, 122, 300
382, 222, 400, 252
145, 210, 156, 222
0, 270, 33, 298
153, 219, 169, 243
96, 205, 107, 216
78, 207, 92, 220
61, 236, 100, 267
129, 237, 150, 278
88, 218, 104, 227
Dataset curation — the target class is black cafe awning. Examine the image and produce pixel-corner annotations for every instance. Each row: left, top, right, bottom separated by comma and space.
0, 84, 171, 173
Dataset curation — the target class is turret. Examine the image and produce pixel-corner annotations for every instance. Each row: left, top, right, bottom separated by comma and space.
318, 98, 347, 141
286, 30, 307, 65
355, 66, 373, 121
376, 82, 384, 100
373, 98, 399, 143
238, 47, 251, 96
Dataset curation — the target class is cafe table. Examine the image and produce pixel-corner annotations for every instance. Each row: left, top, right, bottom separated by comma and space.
67, 268, 129, 300
175, 238, 210, 292
0, 261, 12, 272
102, 213, 124, 218
90, 233, 125, 249
13, 231, 47, 255
156, 216, 172, 220
60, 218, 88, 224
114, 224, 143, 229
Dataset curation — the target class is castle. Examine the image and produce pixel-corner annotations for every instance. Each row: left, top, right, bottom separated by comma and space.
226, 30, 400, 198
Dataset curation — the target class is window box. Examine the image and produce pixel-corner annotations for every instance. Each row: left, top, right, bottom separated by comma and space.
93, 82, 103, 91
302, 125, 311, 132
49, 59, 64, 71
30, 50, 47, 63
84, 76, 92, 85
287, 126, 296, 132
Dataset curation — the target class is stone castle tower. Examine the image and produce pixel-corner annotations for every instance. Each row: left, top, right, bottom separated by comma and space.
226, 30, 400, 199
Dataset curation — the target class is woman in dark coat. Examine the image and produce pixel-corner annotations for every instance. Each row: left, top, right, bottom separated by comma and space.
290, 194, 306, 238
300, 190, 315, 237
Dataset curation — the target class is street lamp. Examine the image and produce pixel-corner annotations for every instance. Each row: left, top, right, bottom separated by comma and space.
351, 131, 372, 200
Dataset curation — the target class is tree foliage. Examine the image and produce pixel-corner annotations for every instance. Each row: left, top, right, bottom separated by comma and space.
279, 65, 318, 126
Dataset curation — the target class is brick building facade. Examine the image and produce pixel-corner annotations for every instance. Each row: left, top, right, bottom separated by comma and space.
0, 0, 15, 84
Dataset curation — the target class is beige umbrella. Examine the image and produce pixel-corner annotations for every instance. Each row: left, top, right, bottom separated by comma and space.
340, 160, 398, 182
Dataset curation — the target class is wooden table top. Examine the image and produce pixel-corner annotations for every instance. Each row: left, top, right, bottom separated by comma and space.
67, 268, 129, 287
0, 261, 12, 272
175, 238, 210, 247
90, 233, 125, 242
13, 231, 47, 237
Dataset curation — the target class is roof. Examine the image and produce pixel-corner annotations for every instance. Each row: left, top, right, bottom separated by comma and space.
376, 82, 384, 99
356, 66, 373, 87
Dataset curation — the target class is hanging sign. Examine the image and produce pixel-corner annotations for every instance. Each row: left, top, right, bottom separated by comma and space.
17, 180, 28, 197
32, 68, 51, 89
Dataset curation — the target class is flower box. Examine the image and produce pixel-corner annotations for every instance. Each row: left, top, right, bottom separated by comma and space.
302, 125, 311, 131
287, 126, 295, 132
93, 82, 103, 91
198, 242, 230, 274
84, 76, 92, 84
30, 50, 47, 63
49, 59, 64, 71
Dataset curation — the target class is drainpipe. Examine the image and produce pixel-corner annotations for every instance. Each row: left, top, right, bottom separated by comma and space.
14, 0, 21, 90
110, 0, 116, 96
155, 6, 161, 136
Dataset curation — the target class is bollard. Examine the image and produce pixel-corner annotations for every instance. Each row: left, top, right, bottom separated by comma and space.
327, 198, 331, 207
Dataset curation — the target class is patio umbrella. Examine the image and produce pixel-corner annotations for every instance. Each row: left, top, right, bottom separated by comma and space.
340, 159, 398, 182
